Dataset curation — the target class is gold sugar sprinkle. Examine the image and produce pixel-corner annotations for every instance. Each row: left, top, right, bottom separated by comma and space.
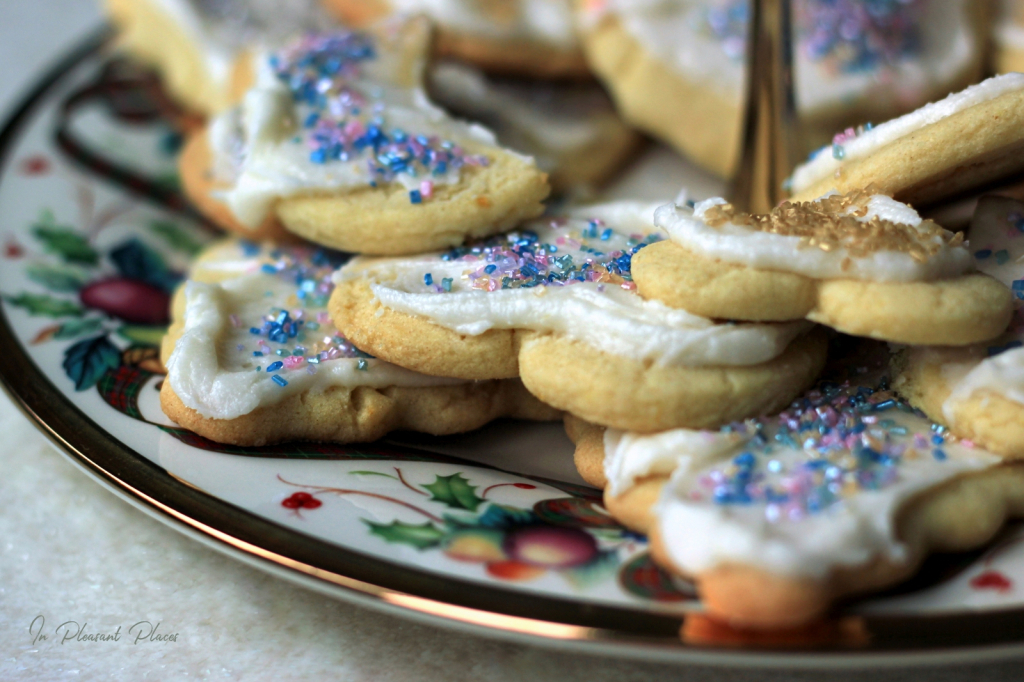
702, 186, 961, 262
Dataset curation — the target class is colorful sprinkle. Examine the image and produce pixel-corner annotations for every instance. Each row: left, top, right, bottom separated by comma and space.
265, 32, 489, 199
429, 218, 661, 293
688, 373, 958, 520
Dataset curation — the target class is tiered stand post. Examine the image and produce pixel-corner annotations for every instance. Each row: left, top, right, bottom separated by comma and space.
729, 0, 798, 213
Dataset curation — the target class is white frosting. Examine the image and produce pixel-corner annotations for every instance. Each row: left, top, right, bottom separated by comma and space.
791, 74, 1024, 194
603, 427, 746, 497
208, 31, 510, 228
996, 0, 1024, 50
337, 202, 811, 367
943, 196, 1024, 418
657, 437, 997, 579
603, 374, 1001, 579
585, 0, 982, 115
793, 0, 978, 113
166, 246, 460, 421
148, 0, 331, 95
583, 0, 745, 99
388, 0, 578, 48
658, 193, 973, 282
428, 61, 612, 173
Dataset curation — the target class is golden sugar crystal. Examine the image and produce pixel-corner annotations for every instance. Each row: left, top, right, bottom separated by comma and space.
701, 187, 962, 259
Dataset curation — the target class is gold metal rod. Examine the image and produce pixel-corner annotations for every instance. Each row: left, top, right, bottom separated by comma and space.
728, 0, 798, 214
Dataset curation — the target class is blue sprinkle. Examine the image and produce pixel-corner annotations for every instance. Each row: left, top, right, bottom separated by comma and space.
832, 143, 846, 160
484, 264, 497, 274
975, 249, 992, 260
933, 449, 947, 461
310, 148, 327, 164
409, 190, 422, 204
249, 327, 261, 335
267, 361, 284, 372
272, 375, 288, 387
253, 351, 264, 357
441, 277, 453, 292
996, 249, 1010, 265
600, 228, 613, 241
931, 434, 944, 445
733, 452, 756, 468
424, 273, 433, 286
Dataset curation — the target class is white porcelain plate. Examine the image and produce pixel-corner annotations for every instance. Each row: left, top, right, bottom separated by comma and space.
3, 31, 1024, 668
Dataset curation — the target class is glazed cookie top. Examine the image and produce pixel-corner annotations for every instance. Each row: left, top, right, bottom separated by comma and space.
942, 196, 1024, 414
166, 241, 460, 421
580, 0, 979, 113
428, 61, 619, 174
208, 23, 522, 227
338, 201, 811, 367
604, 361, 1000, 578
148, 0, 330, 88
790, 73, 1024, 194
656, 188, 972, 282
387, 0, 578, 48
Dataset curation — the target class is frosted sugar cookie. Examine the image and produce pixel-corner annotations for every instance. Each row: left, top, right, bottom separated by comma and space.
635, 189, 1013, 345
105, 0, 332, 116
161, 239, 558, 446
576, 0, 987, 178
994, 0, 1024, 74
428, 61, 639, 191
322, 0, 588, 78
567, 351, 1024, 629
331, 201, 827, 432
896, 196, 1024, 459
180, 23, 550, 254
789, 74, 1024, 207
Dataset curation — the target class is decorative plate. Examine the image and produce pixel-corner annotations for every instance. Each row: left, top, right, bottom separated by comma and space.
3, 30, 1024, 667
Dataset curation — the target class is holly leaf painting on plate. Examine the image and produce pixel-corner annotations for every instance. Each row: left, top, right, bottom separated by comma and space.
149, 220, 203, 256
32, 317, 105, 344
5, 292, 83, 317
32, 210, 98, 265
366, 520, 445, 550
26, 263, 88, 292
423, 473, 484, 512
62, 334, 121, 391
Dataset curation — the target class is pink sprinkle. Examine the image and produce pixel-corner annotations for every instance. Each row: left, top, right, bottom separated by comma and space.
229, 314, 241, 328
961, 439, 975, 448
620, 281, 637, 291
283, 356, 304, 369
420, 180, 434, 199
317, 312, 331, 324
307, 365, 317, 375
344, 120, 365, 138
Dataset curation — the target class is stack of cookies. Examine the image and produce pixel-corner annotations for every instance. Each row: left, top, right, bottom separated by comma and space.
106, 0, 1024, 633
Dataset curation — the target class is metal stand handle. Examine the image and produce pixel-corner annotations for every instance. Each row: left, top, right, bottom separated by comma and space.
728, 0, 798, 213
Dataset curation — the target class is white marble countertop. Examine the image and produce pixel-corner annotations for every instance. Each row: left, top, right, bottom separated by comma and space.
1, 2, 1023, 680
